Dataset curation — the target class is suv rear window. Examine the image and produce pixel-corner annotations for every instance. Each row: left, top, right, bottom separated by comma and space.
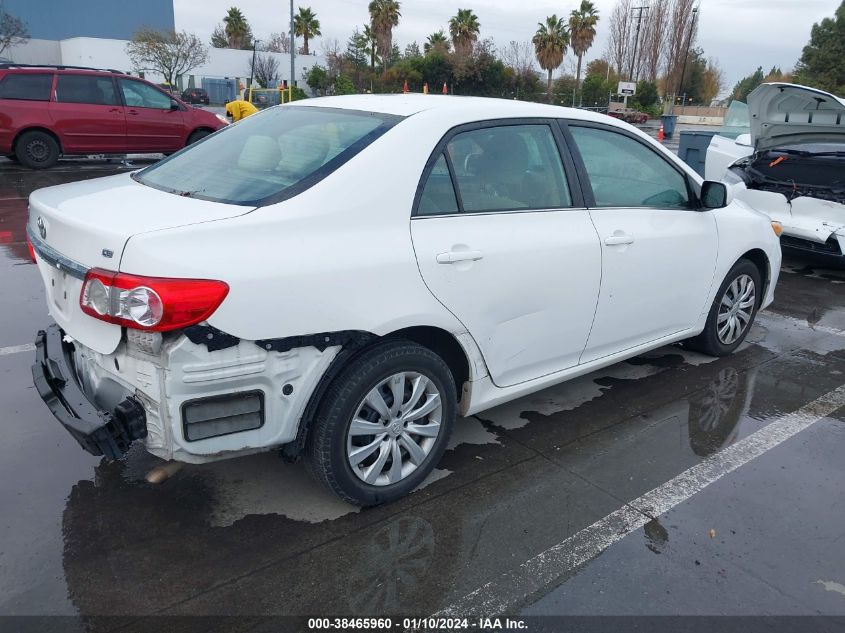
0, 73, 53, 101
134, 106, 402, 206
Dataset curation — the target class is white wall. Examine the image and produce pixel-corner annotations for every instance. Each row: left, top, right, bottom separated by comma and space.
7, 37, 325, 90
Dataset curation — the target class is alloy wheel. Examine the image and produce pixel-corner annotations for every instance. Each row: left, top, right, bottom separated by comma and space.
717, 274, 756, 345
346, 372, 442, 486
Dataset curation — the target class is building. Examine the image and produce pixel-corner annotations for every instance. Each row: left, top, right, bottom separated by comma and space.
2, 0, 324, 102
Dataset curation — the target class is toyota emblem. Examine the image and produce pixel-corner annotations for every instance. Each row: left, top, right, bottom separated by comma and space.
37, 216, 46, 240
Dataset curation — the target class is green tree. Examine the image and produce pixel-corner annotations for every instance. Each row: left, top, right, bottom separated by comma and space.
368, 0, 401, 72
568, 0, 600, 105
449, 8, 481, 56
404, 41, 421, 58
729, 66, 764, 103
222, 7, 253, 50
424, 30, 450, 55
794, 1, 845, 94
294, 7, 321, 56
334, 75, 357, 94
581, 73, 611, 106
532, 15, 570, 103
631, 79, 658, 109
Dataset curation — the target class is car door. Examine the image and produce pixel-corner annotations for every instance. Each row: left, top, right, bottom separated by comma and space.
564, 123, 718, 364
117, 78, 185, 152
410, 121, 602, 387
50, 73, 127, 153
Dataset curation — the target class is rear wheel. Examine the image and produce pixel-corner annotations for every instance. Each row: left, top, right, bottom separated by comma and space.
186, 129, 211, 146
685, 259, 761, 356
15, 131, 59, 169
306, 340, 456, 506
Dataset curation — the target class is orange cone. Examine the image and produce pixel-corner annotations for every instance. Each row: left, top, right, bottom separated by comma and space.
402, 79, 409, 94
423, 82, 429, 94
657, 124, 665, 141
442, 81, 448, 95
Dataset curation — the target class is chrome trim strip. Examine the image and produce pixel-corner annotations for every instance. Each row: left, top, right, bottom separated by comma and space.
26, 223, 89, 280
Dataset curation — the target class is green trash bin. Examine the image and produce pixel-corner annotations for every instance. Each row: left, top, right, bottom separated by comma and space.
678, 130, 718, 177
661, 114, 678, 138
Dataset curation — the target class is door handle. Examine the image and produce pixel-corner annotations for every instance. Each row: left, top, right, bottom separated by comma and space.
436, 250, 484, 264
108, 108, 121, 113
128, 110, 139, 116
604, 233, 634, 246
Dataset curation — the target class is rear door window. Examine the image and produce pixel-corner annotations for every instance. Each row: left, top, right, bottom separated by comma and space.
0, 73, 53, 101
55, 75, 118, 105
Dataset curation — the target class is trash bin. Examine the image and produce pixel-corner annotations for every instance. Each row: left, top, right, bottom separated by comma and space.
660, 114, 678, 138
678, 130, 719, 177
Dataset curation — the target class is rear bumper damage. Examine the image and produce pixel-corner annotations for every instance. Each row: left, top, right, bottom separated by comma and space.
32, 323, 342, 463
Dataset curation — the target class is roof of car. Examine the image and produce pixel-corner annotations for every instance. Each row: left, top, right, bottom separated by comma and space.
291, 93, 612, 124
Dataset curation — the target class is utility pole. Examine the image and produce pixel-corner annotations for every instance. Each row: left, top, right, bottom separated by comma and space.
289, 0, 295, 101
249, 39, 259, 102
628, 4, 648, 82
676, 7, 699, 103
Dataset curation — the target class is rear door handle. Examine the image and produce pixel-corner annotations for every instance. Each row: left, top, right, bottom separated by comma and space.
128, 110, 139, 116
436, 250, 484, 264
604, 233, 634, 246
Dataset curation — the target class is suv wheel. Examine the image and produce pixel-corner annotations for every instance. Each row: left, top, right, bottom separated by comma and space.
15, 130, 60, 169
685, 259, 761, 356
306, 340, 456, 506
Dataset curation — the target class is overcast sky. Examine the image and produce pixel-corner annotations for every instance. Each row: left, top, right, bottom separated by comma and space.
174, 0, 841, 93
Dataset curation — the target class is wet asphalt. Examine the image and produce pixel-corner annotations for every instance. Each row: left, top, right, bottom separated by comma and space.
1, 149, 845, 630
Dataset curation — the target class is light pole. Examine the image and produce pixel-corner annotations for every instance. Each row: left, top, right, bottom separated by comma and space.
290, 0, 295, 101
628, 4, 648, 82
676, 7, 699, 105
249, 39, 260, 102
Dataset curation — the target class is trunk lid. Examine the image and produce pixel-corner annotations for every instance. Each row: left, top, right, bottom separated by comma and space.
28, 173, 254, 354
748, 83, 845, 151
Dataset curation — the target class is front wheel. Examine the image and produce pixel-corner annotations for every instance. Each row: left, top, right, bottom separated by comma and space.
685, 259, 762, 356
306, 340, 456, 506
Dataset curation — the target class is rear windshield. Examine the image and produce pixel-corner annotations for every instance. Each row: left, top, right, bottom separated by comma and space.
134, 106, 401, 206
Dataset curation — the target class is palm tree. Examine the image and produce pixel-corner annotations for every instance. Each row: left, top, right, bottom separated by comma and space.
424, 30, 450, 55
223, 7, 251, 50
294, 6, 321, 56
363, 24, 378, 70
569, 0, 600, 105
368, 0, 401, 72
448, 8, 480, 56
532, 15, 570, 103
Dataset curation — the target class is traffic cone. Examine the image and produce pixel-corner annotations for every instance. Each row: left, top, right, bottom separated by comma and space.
402, 79, 409, 94
442, 81, 448, 95
657, 124, 665, 141
423, 82, 429, 94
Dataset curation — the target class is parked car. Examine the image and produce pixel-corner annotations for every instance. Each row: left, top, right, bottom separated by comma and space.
28, 95, 781, 505
0, 64, 228, 168
705, 83, 845, 265
608, 108, 649, 124
181, 87, 210, 105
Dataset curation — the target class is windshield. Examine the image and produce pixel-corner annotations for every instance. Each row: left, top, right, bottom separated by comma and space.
717, 101, 750, 139
134, 106, 401, 206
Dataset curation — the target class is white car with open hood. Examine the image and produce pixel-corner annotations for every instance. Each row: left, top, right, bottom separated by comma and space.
706, 83, 845, 264
29, 95, 782, 505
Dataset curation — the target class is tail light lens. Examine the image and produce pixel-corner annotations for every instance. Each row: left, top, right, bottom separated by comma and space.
26, 236, 36, 263
80, 269, 229, 332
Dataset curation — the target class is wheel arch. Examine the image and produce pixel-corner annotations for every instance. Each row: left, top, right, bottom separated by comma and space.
187, 127, 215, 145
13, 127, 63, 154
738, 248, 770, 305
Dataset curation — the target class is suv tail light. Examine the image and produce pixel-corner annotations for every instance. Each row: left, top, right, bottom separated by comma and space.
80, 269, 229, 332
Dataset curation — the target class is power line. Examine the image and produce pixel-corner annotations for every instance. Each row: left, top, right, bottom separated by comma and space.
628, 4, 649, 82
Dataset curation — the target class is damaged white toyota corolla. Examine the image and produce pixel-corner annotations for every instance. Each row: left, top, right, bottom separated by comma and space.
29, 95, 782, 505
706, 83, 845, 264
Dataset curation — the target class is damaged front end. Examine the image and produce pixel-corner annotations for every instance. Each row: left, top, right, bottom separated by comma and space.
727, 144, 845, 264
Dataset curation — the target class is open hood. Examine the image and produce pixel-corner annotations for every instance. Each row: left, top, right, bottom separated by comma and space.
747, 83, 845, 151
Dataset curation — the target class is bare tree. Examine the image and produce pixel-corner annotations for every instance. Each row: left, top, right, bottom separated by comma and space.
700, 56, 725, 104
664, 0, 698, 97
251, 53, 279, 88
502, 40, 536, 75
605, 0, 632, 79
319, 37, 344, 78
126, 29, 209, 86
0, 5, 29, 58
638, 0, 670, 82
265, 31, 291, 53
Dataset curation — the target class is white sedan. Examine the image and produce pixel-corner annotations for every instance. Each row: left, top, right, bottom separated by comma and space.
28, 95, 782, 505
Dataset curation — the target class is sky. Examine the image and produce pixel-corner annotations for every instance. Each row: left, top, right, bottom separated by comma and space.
174, 0, 842, 94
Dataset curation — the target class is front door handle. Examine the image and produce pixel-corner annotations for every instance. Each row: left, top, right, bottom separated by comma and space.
604, 233, 634, 246
436, 250, 484, 264
127, 110, 139, 116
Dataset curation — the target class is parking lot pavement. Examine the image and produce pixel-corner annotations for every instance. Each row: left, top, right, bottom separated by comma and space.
1, 159, 845, 627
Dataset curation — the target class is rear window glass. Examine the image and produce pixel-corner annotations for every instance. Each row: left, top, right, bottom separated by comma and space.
0, 73, 53, 101
56, 74, 118, 105
135, 106, 401, 206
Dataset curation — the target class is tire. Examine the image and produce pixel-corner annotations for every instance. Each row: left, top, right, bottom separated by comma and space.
685, 258, 762, 357
186, 129, 211, 146
306, 340, 457, 506
15, 130, 59, 169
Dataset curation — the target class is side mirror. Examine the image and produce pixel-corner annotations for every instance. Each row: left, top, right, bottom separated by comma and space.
701, 181, 731, 209
170, 99, 180, 111
735, 133, 752, 147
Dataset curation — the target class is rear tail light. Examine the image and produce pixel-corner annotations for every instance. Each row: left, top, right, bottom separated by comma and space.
80, 269, 229, 332
26, 236, 36, 262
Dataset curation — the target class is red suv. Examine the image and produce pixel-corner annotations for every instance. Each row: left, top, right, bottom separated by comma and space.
0, 65, 228, 168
